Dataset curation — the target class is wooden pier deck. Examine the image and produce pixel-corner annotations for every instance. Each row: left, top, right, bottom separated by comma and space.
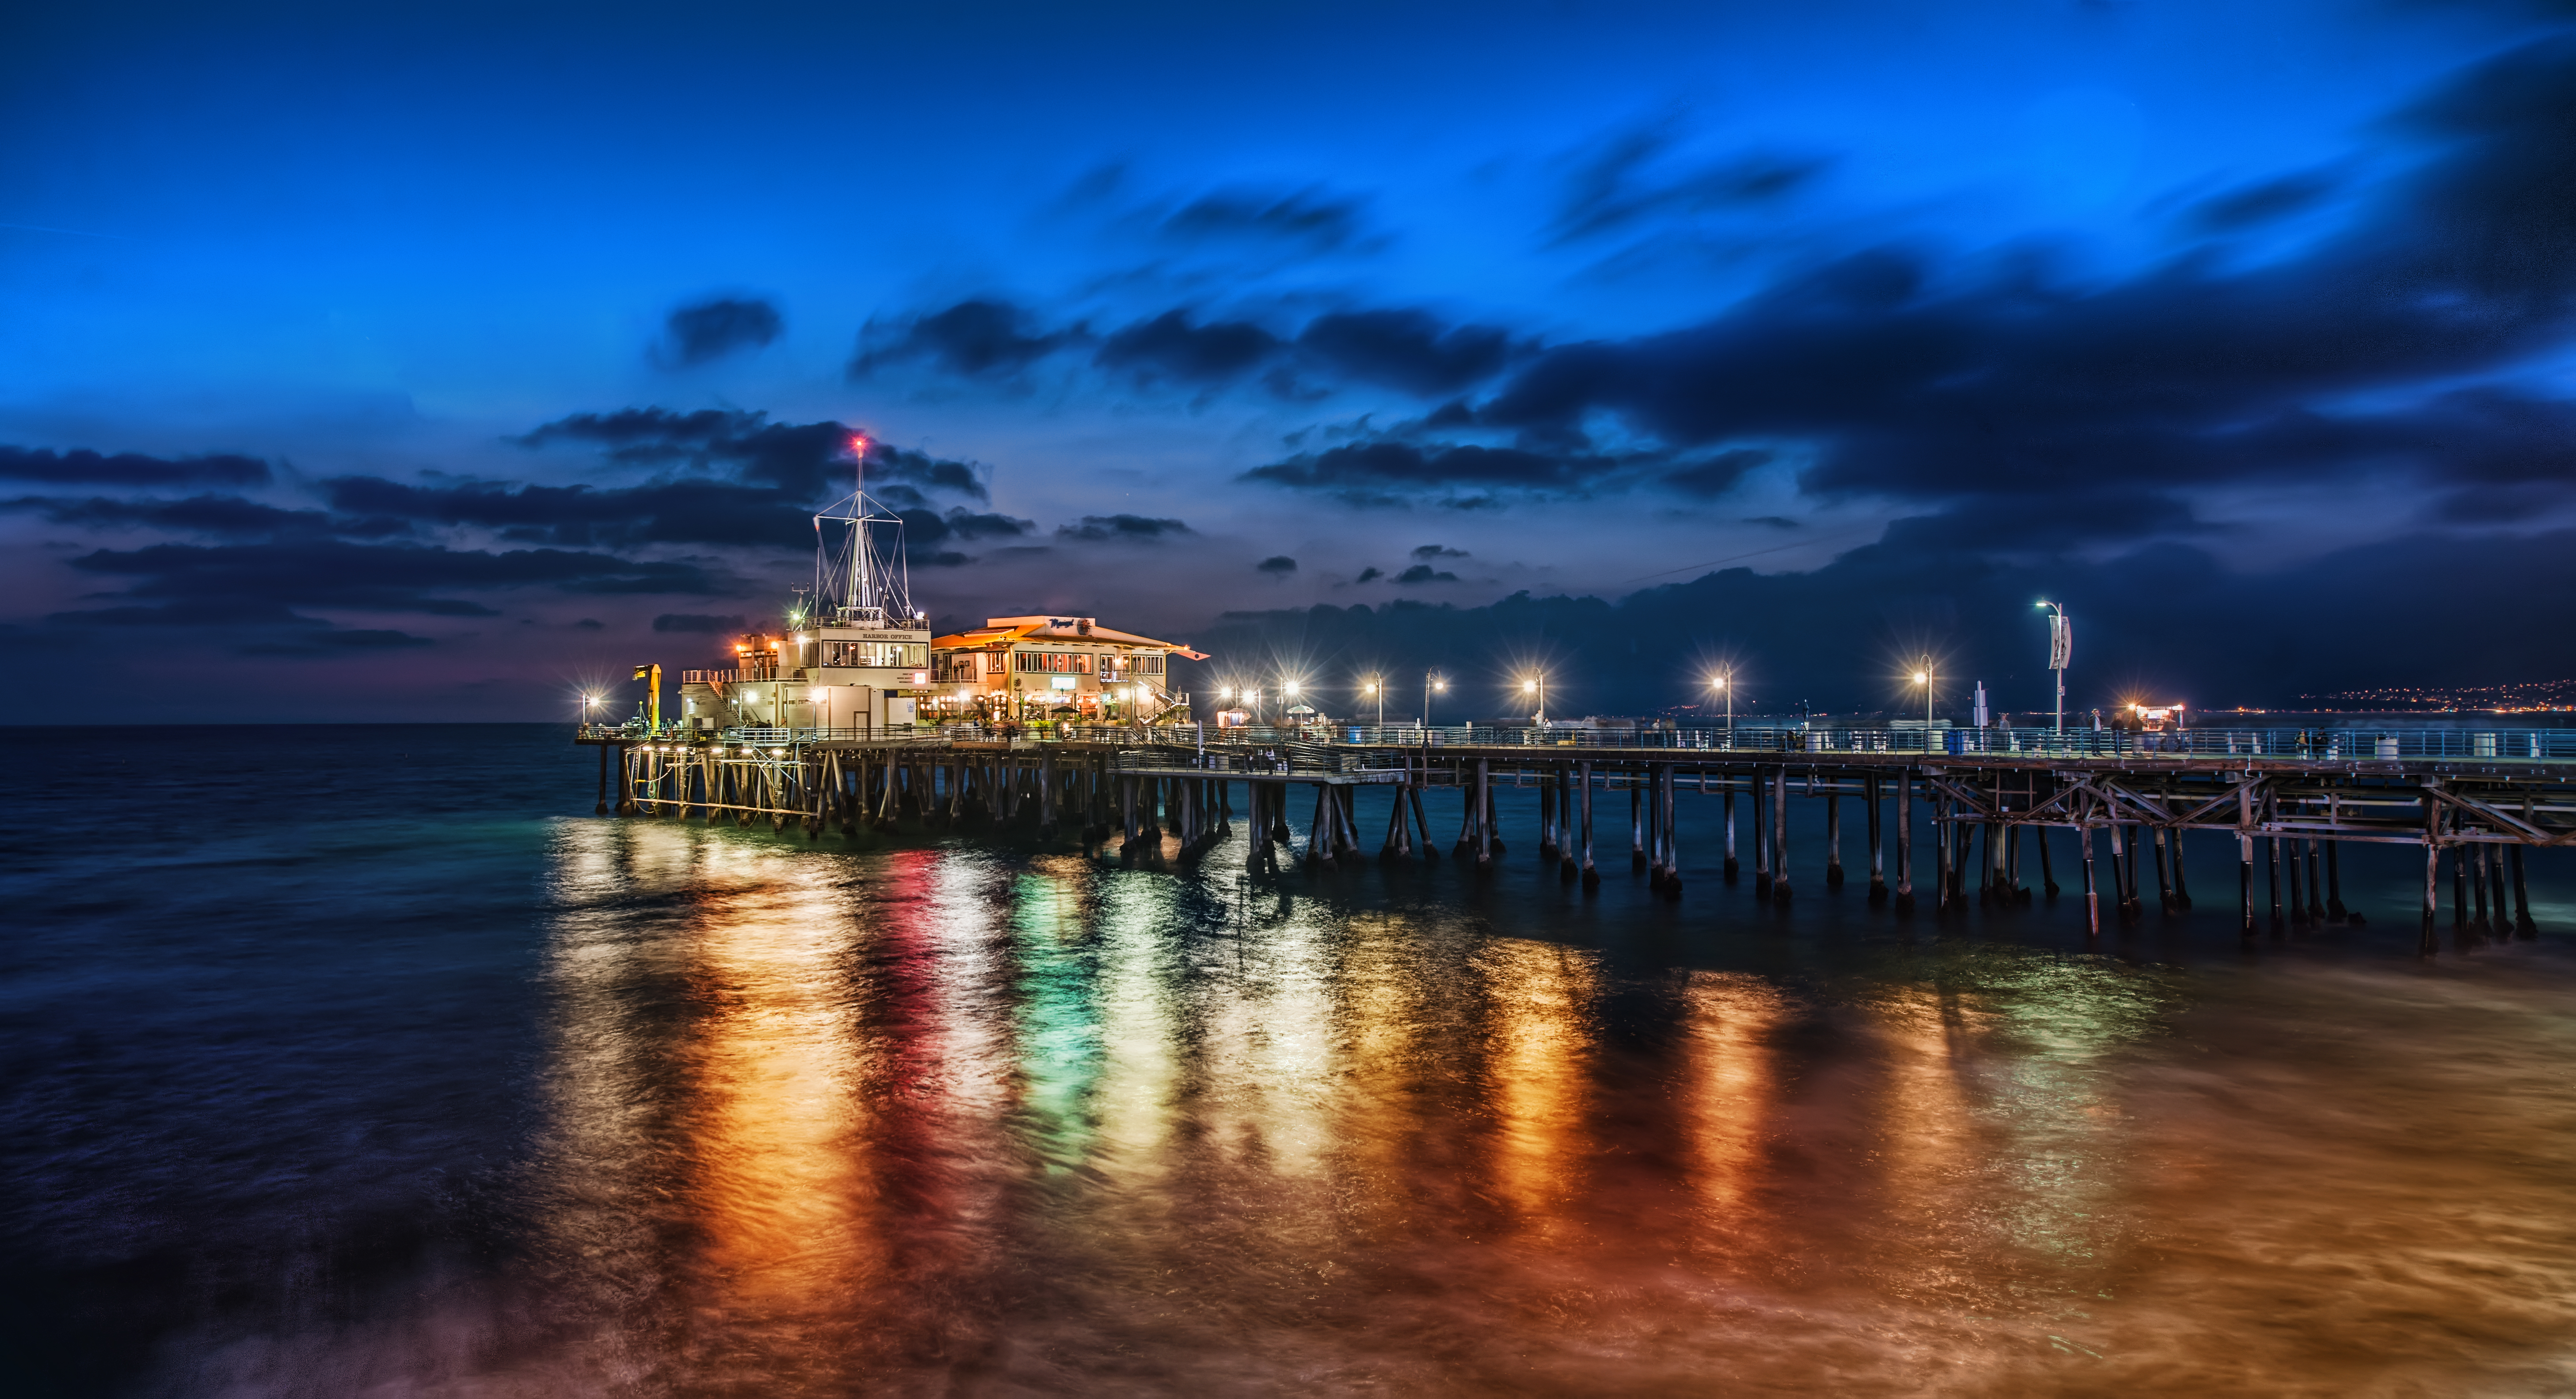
576, 725, 2572, 949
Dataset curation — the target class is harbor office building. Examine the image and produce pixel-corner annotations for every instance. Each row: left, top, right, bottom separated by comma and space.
929, 616, 1204, 721
676, 619, 933, 734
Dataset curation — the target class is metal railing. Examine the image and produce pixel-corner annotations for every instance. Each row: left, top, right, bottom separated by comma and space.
583, 719, 2576, 763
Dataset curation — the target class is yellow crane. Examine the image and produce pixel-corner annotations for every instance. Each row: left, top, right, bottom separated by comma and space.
632, 663, 662, 732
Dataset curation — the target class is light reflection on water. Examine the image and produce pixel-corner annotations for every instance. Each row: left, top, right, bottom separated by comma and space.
114, 803, 2576, 1396
480, 817, 2576, 1395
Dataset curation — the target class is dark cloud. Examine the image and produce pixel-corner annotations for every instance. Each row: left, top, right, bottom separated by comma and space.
2187, 171, 2340, 232
511, 408, 986, 507
1242, 38, 2576, 532
1245, 441, 1615, 502
1410, 544, 1467, 559
890, 506, 1035, 565
849, 299, 1085, 379
1295, 310, 1516, 397
1355, 566, 1383, 583
654, 612, 749, 633
1097, 311, 1282, 384
1256, 554, 1296, 575
1660, 449, 1775, 498
1162, 187, 1368, 251
574, 618, 604, 629
1055, 513, 1192, 541
0, 446, 269, 488
55, 540, 725, 631
238, 628, 435, 656
4, 493, 408, 539
656, 296, 783, 367
1393, 563, 1459, 584
323, 476, 809, 549
1743, 515, 1801, 529
1552, 123, 1829, 244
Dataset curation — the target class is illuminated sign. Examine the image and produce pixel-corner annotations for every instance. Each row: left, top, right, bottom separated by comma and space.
1049, 675, 1078, 690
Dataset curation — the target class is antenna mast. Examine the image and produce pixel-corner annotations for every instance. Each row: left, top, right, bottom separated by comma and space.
812, 431, 915, 627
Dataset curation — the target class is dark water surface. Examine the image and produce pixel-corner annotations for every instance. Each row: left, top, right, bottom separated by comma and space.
7, 725, 2576, 1396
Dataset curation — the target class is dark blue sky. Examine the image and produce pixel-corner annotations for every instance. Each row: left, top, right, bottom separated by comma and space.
6, 1, 2574, 721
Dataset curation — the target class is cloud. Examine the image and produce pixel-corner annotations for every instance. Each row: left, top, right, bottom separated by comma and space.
238, 628, 436, 656
1294, 310, 1517, 397
1394, 563, 1459, 584
323, 475, 812, 548
1230, 38, 2576, 535
54, 540, 726, 631
511, 407, 987, 506
1096, 311, 1282, 384
1246, 440, 1619, 502
653, 612, 749, 633
1055, 513, 1192, 541
1161, 186, 1369, 252
2186, 171, 2341, 232
1410, 544, 1467, 559
848, 298, 1084, 379
4, 493, 408, 539
1355, 566, 1383, 583
890, 506, 1035, 564
1660, 449, 1776, 498
0, 446, 270, 488
655, 295, 783, 367
1551, 122, 1829, 244
1255, 554, 1296, 575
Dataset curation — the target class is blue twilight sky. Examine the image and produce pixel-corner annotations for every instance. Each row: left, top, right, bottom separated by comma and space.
5, 0, 2575, 722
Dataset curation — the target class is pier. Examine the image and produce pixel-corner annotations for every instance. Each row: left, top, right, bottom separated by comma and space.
579, 721, 2572, 952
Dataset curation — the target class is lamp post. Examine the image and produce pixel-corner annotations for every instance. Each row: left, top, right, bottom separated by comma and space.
1424, 671, 1446, 731
1912, 665, 1934, 752
1282, 678, 1300, 729
1362, 677, 1383, 729
581, 692, 601, 733
1522, 673, 1547, 729
1707, 673, 1731, 748
2035, 600, 2070, 734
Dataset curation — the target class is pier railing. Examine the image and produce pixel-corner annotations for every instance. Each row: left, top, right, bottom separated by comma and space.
1185, 723, 2576, 761
580, 720, 2576, 762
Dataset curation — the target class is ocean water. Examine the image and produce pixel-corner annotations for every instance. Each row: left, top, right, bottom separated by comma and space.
5, 724, 2574, 1397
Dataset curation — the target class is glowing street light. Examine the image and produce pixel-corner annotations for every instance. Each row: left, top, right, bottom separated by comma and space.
1708, 673, 1733, 745
1522, 672, 1547, 728
1423, 671, 1447, 730
1911, 665, 1935, 751
1361, 675, 1383, 728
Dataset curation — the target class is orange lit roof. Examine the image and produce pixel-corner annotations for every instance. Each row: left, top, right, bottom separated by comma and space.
931, 615, 1208, 659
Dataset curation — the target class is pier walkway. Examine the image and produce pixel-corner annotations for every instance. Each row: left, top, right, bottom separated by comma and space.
576, 722, 2574, 949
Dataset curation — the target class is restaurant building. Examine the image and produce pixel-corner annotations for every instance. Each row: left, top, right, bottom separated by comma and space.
929, 616, 1206, 722
674, 614, 934, 734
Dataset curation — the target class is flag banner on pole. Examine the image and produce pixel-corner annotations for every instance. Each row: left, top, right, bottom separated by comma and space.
2048, 614, 2072, 671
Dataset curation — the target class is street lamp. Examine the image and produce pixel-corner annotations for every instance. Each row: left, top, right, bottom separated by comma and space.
2035, 600, 2070, 734
1708, 673, 1732, 747
1282, 678, 1300, 728
1424, 671, 1447, 730
1361, 676, 1383, 728
1911, 665, 1934, 752
1522, 673, 1547, 728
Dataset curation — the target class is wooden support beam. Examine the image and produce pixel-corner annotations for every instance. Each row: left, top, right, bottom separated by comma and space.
1894, 769, 1914, 913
